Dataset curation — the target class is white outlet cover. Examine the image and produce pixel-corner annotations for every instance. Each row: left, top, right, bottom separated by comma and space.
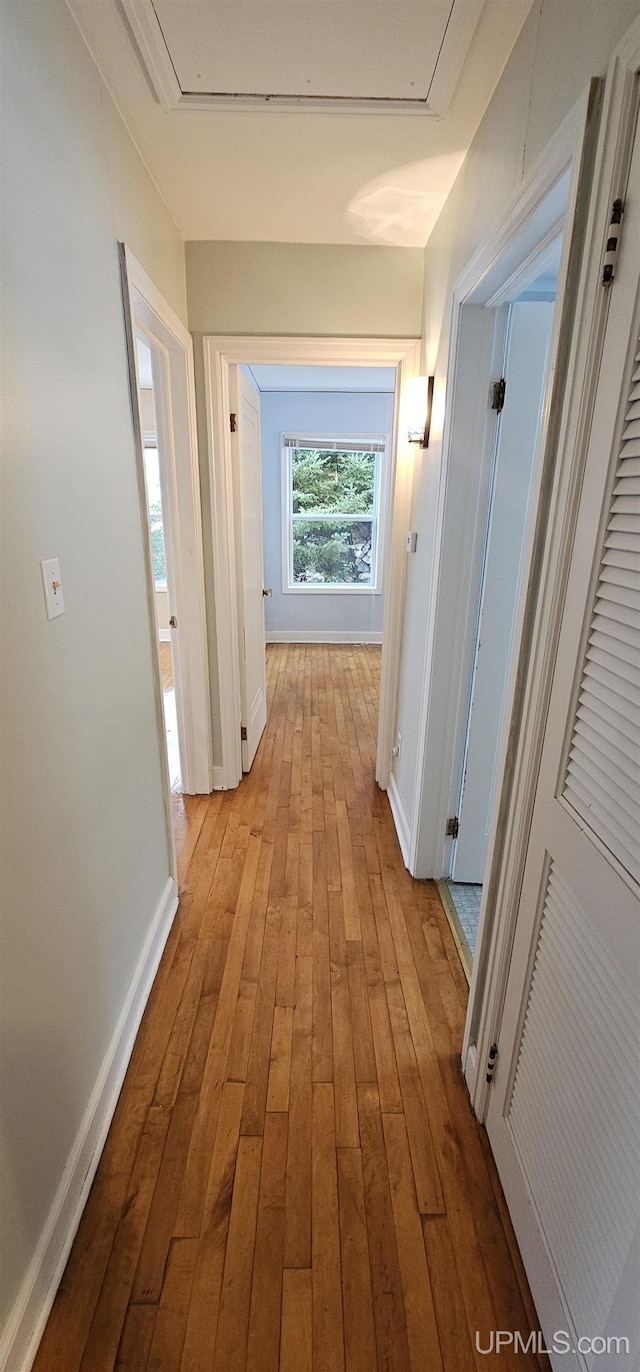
40, 557, 65, 620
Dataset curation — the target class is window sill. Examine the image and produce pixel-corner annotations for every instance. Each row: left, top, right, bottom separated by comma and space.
283, 583, 382, 595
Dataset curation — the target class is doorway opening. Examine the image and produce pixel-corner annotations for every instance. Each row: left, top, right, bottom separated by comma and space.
203, 338, 421, 793
231, 362, 397, 773
409, 144, 583, 984
120, 244, 212, 891
440, 244, 561, 975
136, 335, 182, 794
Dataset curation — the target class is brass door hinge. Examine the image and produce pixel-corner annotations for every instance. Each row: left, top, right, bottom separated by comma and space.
490, 378, 506, 413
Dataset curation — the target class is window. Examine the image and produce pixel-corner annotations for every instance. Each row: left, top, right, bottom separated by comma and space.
143, 443, 168, 588
283, 434, 386, 591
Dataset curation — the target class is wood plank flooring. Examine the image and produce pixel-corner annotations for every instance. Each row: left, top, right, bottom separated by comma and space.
33, 645, 545, 1372
159, 641, 173, 691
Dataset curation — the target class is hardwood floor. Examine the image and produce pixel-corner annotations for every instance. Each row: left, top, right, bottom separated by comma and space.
33, 645, 544, 1372
159, 640, 173, 691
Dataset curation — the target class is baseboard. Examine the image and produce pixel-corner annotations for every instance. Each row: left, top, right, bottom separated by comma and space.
0, 876, 179, 1372
387, 773, 412, 871
211, 764, 228, 791
266, 630, 383, 644
436, 879, 472, 985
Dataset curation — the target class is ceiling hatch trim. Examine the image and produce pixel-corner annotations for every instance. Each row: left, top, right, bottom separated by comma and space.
121, 0, 484, 117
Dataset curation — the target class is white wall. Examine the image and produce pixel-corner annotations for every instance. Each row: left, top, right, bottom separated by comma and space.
0, 0, 186, 1351
390, 0, 640, 873
261, 390, 394, 640
186, 241, 424, 337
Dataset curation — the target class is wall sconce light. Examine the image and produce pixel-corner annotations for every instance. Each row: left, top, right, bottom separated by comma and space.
407, 375, 435, 447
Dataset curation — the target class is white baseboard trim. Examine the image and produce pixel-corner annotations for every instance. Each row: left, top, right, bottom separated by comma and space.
387, 773, 412, 871
0, 876, 179, 1372
211, 764, 228, 791
266, 630, 383, 644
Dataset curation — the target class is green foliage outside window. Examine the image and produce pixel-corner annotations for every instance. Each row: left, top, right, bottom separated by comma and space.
291, 448, 375, 515
149, 501, 167, 586
290, 447, 377, 585
292, 518, 373, 584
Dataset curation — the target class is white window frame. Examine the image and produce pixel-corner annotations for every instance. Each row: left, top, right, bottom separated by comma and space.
281, 432, 387, 594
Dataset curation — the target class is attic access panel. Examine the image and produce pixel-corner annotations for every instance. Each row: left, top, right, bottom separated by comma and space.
123, 0, 484, 114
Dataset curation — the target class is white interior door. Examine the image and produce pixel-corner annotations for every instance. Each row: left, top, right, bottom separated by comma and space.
453, 301, 555, 882
233, 366, 267, 771
147, 342, 189, 790
486, 117, 640, 1371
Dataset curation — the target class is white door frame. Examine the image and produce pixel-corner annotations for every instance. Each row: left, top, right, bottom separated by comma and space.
202, 336, 421, 791
411, 87, 599, 884
463, 22, 640, 1118
120, 246, 213, 802
451, 299, 556, 886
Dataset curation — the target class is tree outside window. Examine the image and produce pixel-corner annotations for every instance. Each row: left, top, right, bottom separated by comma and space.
143, 445, 167, 587
285, 438, 384, 589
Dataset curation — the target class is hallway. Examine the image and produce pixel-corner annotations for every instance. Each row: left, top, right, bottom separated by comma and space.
34, 645, 542, 1372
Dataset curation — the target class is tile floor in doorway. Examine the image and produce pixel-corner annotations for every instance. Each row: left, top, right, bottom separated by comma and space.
447, 882, 483, 959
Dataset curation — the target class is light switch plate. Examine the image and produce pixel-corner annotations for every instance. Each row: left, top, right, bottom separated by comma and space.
40, 557, 65, 620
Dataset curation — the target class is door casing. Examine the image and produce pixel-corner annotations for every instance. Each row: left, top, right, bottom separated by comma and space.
202, 336, 421, 792
452, 299, 555, 884
232, 365, 268, 771
463, 19, 640, 1117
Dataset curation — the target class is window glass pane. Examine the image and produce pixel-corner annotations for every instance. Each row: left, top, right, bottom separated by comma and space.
291, 448, 376, 516
143, 446, 167, 587
292, 518, 374, 585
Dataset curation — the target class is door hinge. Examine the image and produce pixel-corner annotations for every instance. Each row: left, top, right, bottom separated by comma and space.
602, 197, 624, 286
446, 815, 459, 839
169, 615, 177, 629
230, 412, 237, 432
490, 378, 506, 413
240, 725, 247, 741
485, 1043, 498, 1085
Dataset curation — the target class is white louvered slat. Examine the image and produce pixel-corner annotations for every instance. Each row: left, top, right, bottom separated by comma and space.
576, 698, 638, 757
600, 562, 639, 591
605, 528, 640, 555
508, 865, 640, 1345
563, 333, 640, 884
591, 606, 640, 650
582, 658, 639, 713
588, 639, 638, 684
589, 626, 638, 670
602, 545, 640, 573
570, 723, 640, 801
577, 676, 637, 744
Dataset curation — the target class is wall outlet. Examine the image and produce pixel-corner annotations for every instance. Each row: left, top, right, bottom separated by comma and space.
392, 731, 402, 759
40, 557, 65, 620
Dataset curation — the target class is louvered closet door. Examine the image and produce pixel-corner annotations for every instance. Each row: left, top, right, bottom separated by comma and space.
486, 112, 640, 1372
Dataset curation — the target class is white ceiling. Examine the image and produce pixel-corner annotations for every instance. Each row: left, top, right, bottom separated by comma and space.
68, 0, 533, 245
245, 365, 397, 392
